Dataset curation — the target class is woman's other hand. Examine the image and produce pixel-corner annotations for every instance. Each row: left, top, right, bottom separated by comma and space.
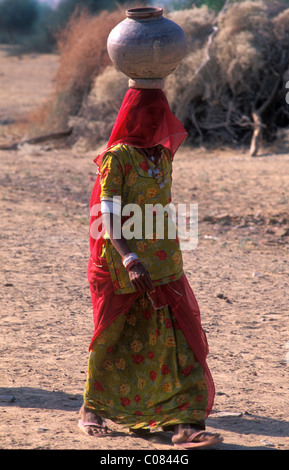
128, 263, 155, 292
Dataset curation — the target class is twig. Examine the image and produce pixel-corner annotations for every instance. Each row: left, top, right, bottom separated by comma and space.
250, 75, 281, 156
193, 26, 218, 77
190, 107, 203, 146
193, 0, 231, 77
198, 100, 234, 130
213, 0, 231, 23
0, 128, 73, 151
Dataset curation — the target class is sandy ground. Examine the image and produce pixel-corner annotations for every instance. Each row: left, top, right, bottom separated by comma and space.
0, 47, 288, 452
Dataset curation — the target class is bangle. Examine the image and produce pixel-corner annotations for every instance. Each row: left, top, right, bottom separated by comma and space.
125, 259, 141, 271
122, 252, 139, 268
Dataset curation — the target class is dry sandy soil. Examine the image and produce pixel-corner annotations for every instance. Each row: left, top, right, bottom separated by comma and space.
0, 46, 288, 452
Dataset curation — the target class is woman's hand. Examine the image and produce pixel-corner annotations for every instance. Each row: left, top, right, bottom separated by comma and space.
128, 263, 155, 293
102, 213, 154, 292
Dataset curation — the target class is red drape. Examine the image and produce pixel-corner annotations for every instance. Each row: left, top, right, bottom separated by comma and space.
95, 88, 188, 165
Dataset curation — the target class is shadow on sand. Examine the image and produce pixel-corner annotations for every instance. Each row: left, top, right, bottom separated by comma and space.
1, 387, 286, 451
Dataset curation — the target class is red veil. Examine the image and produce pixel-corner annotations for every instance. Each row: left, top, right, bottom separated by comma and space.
87, 88, 215, 418
96, 87, 188, 160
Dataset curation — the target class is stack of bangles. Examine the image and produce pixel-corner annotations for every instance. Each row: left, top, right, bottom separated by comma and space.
122, 253, 141, 271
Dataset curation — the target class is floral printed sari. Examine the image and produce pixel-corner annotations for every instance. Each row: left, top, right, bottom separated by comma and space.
83, 141, 215, 430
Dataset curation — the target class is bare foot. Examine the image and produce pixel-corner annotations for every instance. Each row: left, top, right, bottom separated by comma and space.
78, 405, 108, 436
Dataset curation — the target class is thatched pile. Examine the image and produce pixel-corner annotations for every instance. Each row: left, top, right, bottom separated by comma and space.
165, 1, 289, 154
28, 2, 289, 154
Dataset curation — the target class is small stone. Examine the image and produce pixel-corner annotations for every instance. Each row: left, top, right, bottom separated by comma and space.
213, 411, 243, 418
261, 440, 275, 447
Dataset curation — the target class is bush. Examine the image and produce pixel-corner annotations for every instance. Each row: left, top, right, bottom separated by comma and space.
165, 1, 289, 149
27, 8, 125, 135
69, 65, 128, 149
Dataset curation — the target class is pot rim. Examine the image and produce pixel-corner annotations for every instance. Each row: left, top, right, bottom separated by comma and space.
126, 7, 163, 19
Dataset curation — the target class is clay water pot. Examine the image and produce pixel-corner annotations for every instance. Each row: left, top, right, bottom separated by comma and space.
107, 7, 187, 89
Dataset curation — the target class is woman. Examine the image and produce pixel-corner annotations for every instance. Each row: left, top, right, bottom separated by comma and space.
79, 88, 222, 449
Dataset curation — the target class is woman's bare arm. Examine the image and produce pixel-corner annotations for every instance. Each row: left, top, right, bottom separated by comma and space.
102, 212, 154, 292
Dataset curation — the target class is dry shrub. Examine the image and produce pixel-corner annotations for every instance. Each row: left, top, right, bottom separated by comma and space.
164, 6, 216, 110
273, 7, 289, 44
217, 1, 270, 35
27, 7, 125, 135
54, 8, 124, 114
168, 6, 216, 53
211, 3, 271, 96
165, 1, 289, 148
69, 65, 128, 149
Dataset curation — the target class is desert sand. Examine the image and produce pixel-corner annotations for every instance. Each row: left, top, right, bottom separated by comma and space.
0, 47, 288, 451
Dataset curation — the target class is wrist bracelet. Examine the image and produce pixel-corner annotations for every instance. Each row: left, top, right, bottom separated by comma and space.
125, 259, 141, 271
122, 252, 139, 268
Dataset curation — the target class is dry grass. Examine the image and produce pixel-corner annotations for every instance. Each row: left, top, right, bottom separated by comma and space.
165, 1, 289, 148
54, 8, 124, 112
168, 6, 216, 53
69, 65, 128, 149
25, 7, 125, 136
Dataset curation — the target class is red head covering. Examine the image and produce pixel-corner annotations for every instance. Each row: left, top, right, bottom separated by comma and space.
94, 88, 187, 166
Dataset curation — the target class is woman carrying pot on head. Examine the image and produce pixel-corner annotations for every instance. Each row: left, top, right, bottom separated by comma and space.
78, 88, 223, 449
